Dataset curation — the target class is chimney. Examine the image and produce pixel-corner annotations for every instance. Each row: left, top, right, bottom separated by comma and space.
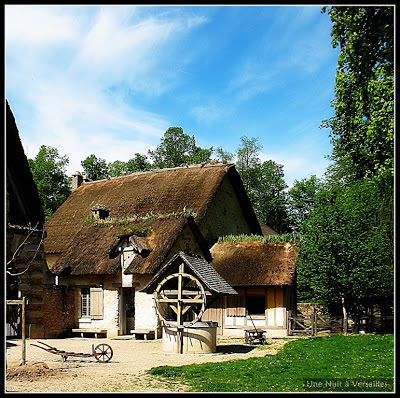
72, 171, 83, 190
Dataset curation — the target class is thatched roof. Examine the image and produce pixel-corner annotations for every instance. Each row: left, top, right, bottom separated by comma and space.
141, 251, 237, 295
50, 224, 122, 275
50, 217, 205, 276
44, 163, 261, 255
209, 241, 298, 287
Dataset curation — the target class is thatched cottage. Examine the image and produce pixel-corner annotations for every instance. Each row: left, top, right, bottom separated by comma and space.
205, 240, 298, 337
44, 163, 297, 337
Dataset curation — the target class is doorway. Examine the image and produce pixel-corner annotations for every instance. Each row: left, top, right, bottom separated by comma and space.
122, 287, 135, 334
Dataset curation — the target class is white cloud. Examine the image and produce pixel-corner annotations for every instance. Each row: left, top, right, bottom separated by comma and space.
5, 5, 84, 46
5, 5, 209, 175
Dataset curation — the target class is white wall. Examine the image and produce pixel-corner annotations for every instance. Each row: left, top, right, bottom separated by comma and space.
134, 291, 158, 330
78, 289, 120, 337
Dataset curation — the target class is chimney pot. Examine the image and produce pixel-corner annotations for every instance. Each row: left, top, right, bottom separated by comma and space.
72, 171, 83, 190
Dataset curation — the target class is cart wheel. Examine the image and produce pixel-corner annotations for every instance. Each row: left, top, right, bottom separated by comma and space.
94, 343, 113, 363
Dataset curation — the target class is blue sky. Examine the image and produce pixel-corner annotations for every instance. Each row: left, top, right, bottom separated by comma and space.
5, 5, 339, 188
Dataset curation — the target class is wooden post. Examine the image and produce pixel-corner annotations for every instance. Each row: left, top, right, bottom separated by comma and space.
177, 263, 184, 354
21, 297, 26, 365
313, 306, 318, 336
342, 298, 348, 335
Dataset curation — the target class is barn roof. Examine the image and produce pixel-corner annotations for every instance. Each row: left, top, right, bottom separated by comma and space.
44, 163, 261, 256
209, 241, 298, 287
141, 251, 237, 295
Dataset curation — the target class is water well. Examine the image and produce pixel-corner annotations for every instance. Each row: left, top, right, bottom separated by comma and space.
140, 251, 237, 354
162, 321, 218, 354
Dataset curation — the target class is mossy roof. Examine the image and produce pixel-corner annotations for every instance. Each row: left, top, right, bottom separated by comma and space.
209, 241, 298, 287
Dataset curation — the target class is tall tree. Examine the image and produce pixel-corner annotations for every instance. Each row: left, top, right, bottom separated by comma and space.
81, 154, 109, 181
287, 175, 322, 232
148, 127, 212, 169
251, 160, 289, 233
236, 136, 262, 193
297, 7, 394, 327
28, 145, 71, 220
297, 178, 394, 329
321, 6, 394, 180
235, 136, 289, 232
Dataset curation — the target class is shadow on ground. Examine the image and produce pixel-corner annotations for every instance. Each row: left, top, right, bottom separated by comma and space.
216, 344, 257, 354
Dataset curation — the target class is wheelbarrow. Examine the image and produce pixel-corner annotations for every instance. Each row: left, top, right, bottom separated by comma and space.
31, 340, 113, 363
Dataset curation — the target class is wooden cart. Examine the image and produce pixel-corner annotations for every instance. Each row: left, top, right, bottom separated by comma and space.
244, 328, 266, 345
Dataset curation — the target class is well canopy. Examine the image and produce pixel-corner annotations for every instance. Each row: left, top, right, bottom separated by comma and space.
141, 251, 237, 296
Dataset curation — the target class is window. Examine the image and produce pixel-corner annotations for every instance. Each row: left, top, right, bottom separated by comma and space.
247, 296, 266, 316
81, 287, 104, 320
81, 288, 91, 317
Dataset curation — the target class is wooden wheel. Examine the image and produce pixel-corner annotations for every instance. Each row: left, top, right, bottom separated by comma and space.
94, 343, 113, 363
154, 267, 206, 328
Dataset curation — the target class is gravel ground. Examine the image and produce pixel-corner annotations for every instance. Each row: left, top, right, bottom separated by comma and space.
5, 335, 291, 393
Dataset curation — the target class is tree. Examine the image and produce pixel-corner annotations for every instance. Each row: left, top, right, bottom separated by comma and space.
28, 145, 71, 220
81, 154, 109, 181
235, 136, 289, 232
108, 154, 151, 177
297, 177, 394, 330
125, 154, 151, 173
148, 127, 212, 168
236, 136, 262, 193
214, 146, 235, 164
287, 175, 322, 232
250, 160, 289, 233
321, 6, 394, 180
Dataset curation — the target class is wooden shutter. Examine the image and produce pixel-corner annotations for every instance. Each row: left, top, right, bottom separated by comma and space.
90, 288, 104, 320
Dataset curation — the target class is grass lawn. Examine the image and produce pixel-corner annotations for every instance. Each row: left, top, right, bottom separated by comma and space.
148, 334, 394, 392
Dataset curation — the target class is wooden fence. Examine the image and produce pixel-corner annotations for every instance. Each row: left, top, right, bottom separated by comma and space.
287, 310, 342, 336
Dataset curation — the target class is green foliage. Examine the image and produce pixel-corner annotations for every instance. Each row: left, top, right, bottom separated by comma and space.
251, 160, 289, 233
287, 175, 323, 232
296, 7, 395, 321
108, 154, 151, 177
84, 208, 197, 235
235, 136, 289, 233
148, 127, 213, 168
321, 6, 394, 180
28, 145, 71, 221
213, 146, 234, 164
218, 233, 300, 245
236, 136, 262, 193
149, 334, 394, 392
81, 154, 109, 180
297, 176, 394, 320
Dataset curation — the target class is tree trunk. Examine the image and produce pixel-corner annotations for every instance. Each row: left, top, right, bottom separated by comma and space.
342, 298, 348, 335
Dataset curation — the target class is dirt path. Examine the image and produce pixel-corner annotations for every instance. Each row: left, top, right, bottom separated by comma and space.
6, 335, 291, 392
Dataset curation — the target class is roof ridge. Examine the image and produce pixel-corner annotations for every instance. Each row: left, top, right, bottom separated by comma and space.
80, 162, 235, 185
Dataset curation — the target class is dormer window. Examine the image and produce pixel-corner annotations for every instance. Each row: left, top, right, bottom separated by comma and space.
91, 204, 110, 220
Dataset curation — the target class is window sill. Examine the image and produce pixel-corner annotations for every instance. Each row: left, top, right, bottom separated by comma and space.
246, 315, 265, 320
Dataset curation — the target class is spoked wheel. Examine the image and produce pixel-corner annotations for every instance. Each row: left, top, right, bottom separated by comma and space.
154, 271, 206, 328
94, 343, 113, 363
